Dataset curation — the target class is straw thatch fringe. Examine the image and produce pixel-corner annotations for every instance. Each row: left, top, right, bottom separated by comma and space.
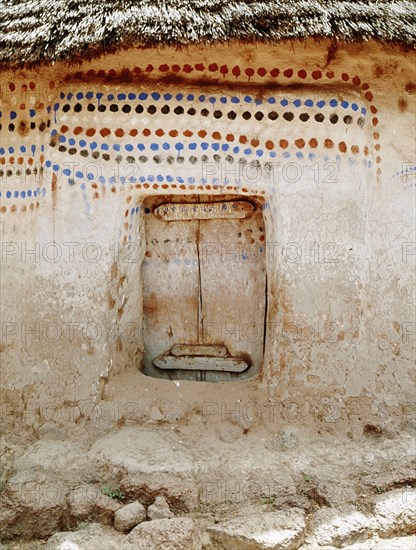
0, 0, 415, 68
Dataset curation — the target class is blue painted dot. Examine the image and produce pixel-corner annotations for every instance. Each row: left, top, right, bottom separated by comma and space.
231, 96, 240, 104
361, 107, 367, 114
80, 183, 86, 191
177, 176, 184, 183
187, 94, 195, 101
244, 149, 252, 155
267, 98, 276, 104
162, 142, 170, 150
20, 146, 26, 153
157, 175, 164, 182
351, 103, 359, 111
10, 111, 17, 120
47, 106, 51, 114
201, 143, 209, 150
125, 144, 133, 152
20, 191, 26, 198
198, 95, 205, 102
118, 93, 126, 101
79, 140, 86, 147
341, 101, 349, 109
163, 93, 172, 100
53, 164, 59, 172
63, 169, 71, 176
128, 93, 136, 100
175, 143, 184, 151
69, 138, 75, 146
151, 92, 160, 100
150, 143, 159, 151
34, 189, 38, 197
27, 190, 32, 197
211, 143, 219, 151
59, 135, 66, 142
6, 191, 11, 198
0, 148, 4, 155
113, 144, 120, 151
145, 207, 151, 213
8, 146, 14, 154
137, 144, 145, 151
209, 97, 216, 104
317, 100, 325, 108
86, 91, 93, 99
305, 99, 314, 107
110, 176, 116, 184
293, 99, 301, 107
101, 143, 109, 150
296, 152, 303, 159
29, 109, 36, 118
87, 173, 94, 180
76, 92, 83, 100
188, 176, 195, 183
60, 92, 65, 99
99, 176, 105, 184
45, 160, 51, 168
244, 96, 252, 103
220, 97, 227, 104
51, 129, 57, 136
167, 175, 174, 182
90, 142, 97, 150
233, 147, 240, 154
176, 94, 184, 101
308, 153, 315, 161
54, 103, 59, 111
221, 144, 229, 151
283, 151, 290, 158
67, 93, 73, 100
189, 143, 197, 150
280, 99, 289, 107
256, 150, 264, 157
76, 171, 83, 179
135, 206, 139, 214
148, 175, 155, 182
96, 93, 103, 100
108, 94, 114, 101
270, 151, 276, 158
330, 99, 338, 107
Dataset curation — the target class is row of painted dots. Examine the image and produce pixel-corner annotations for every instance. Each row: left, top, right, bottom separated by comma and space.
60, 68, 370, 90
0, 188, 45, 199
55, 93, 367, 112
0, 146, 42, 155
0, 203, 40, 213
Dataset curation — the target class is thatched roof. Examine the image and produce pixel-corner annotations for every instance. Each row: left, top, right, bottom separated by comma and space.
0, 1, 415, 68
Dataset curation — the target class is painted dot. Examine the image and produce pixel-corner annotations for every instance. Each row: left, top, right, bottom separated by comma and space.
324, 139, 334, 149
283, 69, 293, 78
312, 70, 322, 80
338, 142, 347, 153
309, 138, 318, 148
279, 139, 289, 149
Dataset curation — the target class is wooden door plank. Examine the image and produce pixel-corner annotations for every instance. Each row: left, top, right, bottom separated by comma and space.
153, 355, 249, 372
154, 201, 255, 221
170, 344, 228, 357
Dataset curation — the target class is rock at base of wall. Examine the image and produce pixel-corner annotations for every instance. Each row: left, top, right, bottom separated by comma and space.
128, 517, 202, 550
114, 501, 146, 532
147, 495, 174, 520
373, 487, 416, 537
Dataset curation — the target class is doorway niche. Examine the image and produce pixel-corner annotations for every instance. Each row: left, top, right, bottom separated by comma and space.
140, 194, 267, 382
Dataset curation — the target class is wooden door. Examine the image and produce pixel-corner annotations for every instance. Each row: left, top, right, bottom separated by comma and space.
141, 195, 266, 381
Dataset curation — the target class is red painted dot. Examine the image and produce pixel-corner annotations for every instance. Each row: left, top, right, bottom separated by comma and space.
309, 138, 318, 148
324, 139, 334, 149
146, 64, 154, 72
183, 64, 193, 73
108, 69, 116, 77
361, 83, 370, 90
143, 128, 151, 136
270, 68, 279, 78
352, 76, 361, 86
129, 129, 138, 136
183, 130, 193, 137
351, 145, 359, 154
265, 140, 274, 150
49, 81, 55, 89
298, 69, 307, 79
87, 69, 95, 77
365, 91, 374, 102
97, 69, 106, 77
115, 129, 124, 137
372, 117, 379, 126
86, 128, 96, 137
283, 68, 293, 78
370, 105, 378, 114
232, 66, 241, 77
133, 67, 142, 74
155, 129, 164, 137
338, 141, 347, 153
341, 73, 349, 81
198, 130, 207, 138
208, 63, 218, 72
226, 134, 234, 142
100, 128, 110, 137
159, 64, 169, 72
220, 65, 229, 76
279, 139, 289, 149
257, 67, 267, 77
311, 70, 322, 80
251, 139, 260, 147
212, 131, 221, 140
172, 64, 180, 72
295, 138, 305, 148
195, 63, 205, 71
74, 126, 83, 135
326, 71, 334, 79
245, 68, 255, 78
239, 136, 248, 144
169, 130, 178, 137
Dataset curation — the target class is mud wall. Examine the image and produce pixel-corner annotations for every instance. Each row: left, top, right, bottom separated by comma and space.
0, 39, 414, 436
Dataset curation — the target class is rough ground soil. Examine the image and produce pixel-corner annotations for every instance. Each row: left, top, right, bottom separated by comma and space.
1, 402, 415, 550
